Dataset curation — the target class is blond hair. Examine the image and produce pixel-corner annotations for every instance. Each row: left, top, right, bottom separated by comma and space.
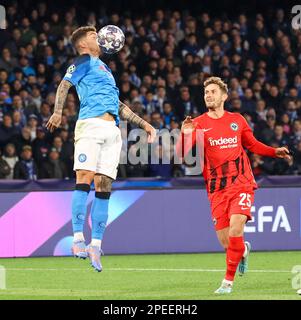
204, 76, 228, 94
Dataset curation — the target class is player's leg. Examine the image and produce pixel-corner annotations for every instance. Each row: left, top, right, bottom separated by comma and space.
231, 190, 253, 276
225, 214, 247, 280
216, 226, 229, 250
91, 174, 112, 248
211, 195, 234, 294
71, 169, 95, 258
86, 174, 112, 272
87, 122, 122, 272
215, 214, 246, 294
213, 213, 232, 294
71, 134, 99, 258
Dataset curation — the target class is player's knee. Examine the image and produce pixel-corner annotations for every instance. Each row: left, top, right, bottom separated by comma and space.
76, 170, 95, 184
229, 224, 244, 237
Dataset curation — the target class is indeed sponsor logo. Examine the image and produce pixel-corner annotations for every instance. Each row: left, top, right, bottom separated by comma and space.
208, 136, 238, 148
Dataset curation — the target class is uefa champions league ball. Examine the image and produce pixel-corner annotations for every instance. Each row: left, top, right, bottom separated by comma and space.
97, 25, 125, 54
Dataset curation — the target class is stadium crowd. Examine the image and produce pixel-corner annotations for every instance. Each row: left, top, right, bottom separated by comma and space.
0, 1, 300, 179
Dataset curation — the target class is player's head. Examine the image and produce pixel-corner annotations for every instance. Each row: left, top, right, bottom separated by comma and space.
204, 77, 228, 110
71, 26, 101, 56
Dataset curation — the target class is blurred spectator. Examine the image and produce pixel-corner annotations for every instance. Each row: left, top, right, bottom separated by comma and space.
258, 115, 276, 144
0, 48, 18, 73
27, 114, 39, 140
13, 145, 38, 180
20, 17, 37, 46
10, 95, 27, 125
291, 120, 301, 146
280, 113, 291, 135
0, 114, 19, 149
12, 126, 32, 155
32, 126, 50, 169
250, 153, 273, 176
150, 111, 164, 129
241, 88, 256, 114
254, 99, 267, 123
273, 124, 291, 148
175, 86, 198, 119
162, 102, 177, 129
2, 143, 19, 179
39, 148, 68, 179
0, 149, 11, 179
37, 102, 51, 126
57, 129, 74, 177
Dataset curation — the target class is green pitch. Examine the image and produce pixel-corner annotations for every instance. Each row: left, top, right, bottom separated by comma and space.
0, 251, 300, 300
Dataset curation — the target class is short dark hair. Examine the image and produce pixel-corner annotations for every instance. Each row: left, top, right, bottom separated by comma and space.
71, 26, 96, 48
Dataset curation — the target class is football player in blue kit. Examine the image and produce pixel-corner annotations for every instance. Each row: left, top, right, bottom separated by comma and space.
46, 26, 156, 272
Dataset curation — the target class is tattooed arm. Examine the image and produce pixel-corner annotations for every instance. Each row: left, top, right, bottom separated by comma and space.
119, 100, 156, 143
119, 100, 147, 128
46, 80, 73, 132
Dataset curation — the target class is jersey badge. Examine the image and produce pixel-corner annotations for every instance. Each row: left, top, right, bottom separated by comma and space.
230, 122, 239, 131
78, 153, 87, 163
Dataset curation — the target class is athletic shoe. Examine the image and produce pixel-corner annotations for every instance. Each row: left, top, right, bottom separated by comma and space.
71, 240, 88, 259
214, 280, 233, 294
87, 245, 103, 272
238, 241, 251, 276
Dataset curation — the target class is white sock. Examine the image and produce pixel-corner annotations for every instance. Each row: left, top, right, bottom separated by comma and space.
243, 243, 248, 258
74, 232, 85, 242
223, 279, 233, 286
91, 239, 102, 249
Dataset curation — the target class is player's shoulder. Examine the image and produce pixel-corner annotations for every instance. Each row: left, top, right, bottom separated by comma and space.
226, 111, 246, 122
64, 54, 91, 81
225, 111, 248, 131
192, 113, 207, 124
72, 54, 91, 67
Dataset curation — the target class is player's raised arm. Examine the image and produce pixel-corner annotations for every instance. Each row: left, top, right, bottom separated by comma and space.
118, 100, 156, 143
181, 116, 196, 134
175, 116, 198, 158
241, 116, 291, 160
46, 80, 73, 132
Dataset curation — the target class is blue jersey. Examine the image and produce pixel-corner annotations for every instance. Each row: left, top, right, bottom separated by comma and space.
63, 54, 120, 124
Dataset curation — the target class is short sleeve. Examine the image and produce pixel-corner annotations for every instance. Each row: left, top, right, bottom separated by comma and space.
63, 54, 90, 86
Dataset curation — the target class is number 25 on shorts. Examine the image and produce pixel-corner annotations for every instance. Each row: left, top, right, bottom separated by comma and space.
238, 193, 252, 210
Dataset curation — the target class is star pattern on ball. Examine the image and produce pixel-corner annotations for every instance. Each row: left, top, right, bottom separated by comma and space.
103, 40, 114, 50
114, 31, 124, 43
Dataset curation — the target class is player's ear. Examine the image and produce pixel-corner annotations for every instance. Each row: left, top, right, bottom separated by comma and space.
222, 92, 228, 102
77, 37, 87, 50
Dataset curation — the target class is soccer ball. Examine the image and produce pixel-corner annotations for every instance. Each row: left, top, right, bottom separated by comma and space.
97, 25, 125, 54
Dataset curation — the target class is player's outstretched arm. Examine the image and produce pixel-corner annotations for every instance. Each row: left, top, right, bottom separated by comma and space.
242, 117, 291, 160
46, 80, 73, 132
119, 100, 156, 143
